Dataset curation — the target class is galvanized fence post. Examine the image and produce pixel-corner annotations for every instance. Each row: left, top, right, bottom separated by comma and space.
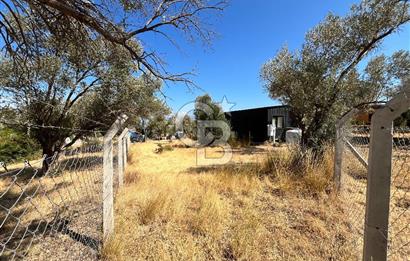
103, 114, 127, 240
363, 85, 410, 261
117, 128, 128, 188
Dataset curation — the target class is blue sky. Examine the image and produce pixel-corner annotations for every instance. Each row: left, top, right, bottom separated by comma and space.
140, 0, 410, 113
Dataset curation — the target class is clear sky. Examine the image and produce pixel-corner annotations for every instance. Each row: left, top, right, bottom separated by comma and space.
140, 0, 410, 113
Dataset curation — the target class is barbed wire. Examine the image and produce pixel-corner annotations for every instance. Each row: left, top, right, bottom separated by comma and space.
0, 120, 105, 133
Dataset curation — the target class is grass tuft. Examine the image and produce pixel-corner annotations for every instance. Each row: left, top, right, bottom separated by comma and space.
124, 170, 139, 184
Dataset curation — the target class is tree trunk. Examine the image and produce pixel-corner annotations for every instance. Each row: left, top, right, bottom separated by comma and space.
41, 144, 54, 174
40, 137, 64, 174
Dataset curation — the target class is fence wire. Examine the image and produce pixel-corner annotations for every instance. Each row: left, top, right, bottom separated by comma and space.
335, 121, 410, 260
388, 126, 410, 260
335, 124, 370, 260
0, 143, 104, 260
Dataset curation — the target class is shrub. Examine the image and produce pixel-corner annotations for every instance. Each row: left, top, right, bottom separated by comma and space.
0, 128, 41, 164
219, 145, 334, 196
154, 143, 174, 153
261, 145, 334, 195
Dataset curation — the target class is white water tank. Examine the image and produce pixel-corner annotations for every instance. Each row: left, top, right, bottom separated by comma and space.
286, 129, 302, 145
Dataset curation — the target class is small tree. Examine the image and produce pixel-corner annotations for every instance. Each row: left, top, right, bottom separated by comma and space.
182, 115, 196, 139
261, 0, 410, 149
194, 94, 228, 145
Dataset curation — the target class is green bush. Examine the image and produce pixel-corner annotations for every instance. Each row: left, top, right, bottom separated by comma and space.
0, 128, 41, 164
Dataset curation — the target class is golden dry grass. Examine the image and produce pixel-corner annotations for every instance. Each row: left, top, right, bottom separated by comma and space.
104, 141, 358, 260
0, 150, 103, 260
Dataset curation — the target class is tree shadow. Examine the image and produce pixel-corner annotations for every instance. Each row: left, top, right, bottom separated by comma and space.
0, 211, 101, 260
230, 146, 268, 155
0, 169, 101, 259
0, 155, 102, 185
55, 155, 103, 173
187, 162, 259, 175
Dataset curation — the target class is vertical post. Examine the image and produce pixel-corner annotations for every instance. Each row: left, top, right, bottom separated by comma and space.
117, 128, 128, 188
334, 108, 358, 192
334, 125, 344, 191
103, 114, 127, 240
124, 132, 129, 169
363, 84, 410, 261
363, 114, 392, 261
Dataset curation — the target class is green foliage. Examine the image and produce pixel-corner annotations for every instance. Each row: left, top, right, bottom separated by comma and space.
0, 24, 166, 157
0, 128, 40, 163
394, 110, 410, 128
194, 94, 229, 144
261, 0, 410, 149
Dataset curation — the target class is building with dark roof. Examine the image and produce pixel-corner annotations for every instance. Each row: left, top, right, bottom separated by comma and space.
225, 105, 297, 143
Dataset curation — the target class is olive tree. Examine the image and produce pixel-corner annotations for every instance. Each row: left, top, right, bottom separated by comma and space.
261, 0, 410, 149
0, 31, 166, 165
194, 94, 228, 144
0, 0, 226, 83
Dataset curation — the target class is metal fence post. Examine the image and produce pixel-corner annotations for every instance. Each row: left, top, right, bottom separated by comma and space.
363, 85, 410, 261
334, 108, 358, 191
117, 128, 128, 188
103, 114, 127, 240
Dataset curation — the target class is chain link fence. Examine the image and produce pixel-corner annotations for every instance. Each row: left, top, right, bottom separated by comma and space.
335, 124, 410, 260
0, 144, 104, 260
334, 85, 410, 260
334, 121, 370, 259
0, 117, 130, 260
387, 126, 410, 259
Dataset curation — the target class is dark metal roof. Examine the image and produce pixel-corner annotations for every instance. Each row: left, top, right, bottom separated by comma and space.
227, 104, 290, 113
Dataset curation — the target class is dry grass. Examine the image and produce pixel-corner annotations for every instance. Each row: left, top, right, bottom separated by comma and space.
0, 150, 103, 260
104, 141, 358, 260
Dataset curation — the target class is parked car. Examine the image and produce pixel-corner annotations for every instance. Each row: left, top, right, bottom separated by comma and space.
129, 131, 145, 143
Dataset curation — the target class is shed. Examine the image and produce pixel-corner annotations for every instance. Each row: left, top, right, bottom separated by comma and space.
225, 105, 297, 143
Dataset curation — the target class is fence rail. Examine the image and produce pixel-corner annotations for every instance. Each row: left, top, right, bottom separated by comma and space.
0, 116, 130, 260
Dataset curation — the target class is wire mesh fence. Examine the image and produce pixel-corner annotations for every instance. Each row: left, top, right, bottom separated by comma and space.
0, 144, 104, 260
388, 126, 410, 259
334, 123, 370, 259
335, 105, 410, 260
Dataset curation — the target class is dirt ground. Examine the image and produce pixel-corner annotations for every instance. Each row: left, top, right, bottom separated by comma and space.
0, 149, 104, 261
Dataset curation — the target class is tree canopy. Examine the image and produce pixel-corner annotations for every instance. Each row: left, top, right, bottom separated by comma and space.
261, 0, 410, 149
0, 28, 167, 157
0, 0, 226, 163
0, 0, 226, 83
194, 94, 228, 145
